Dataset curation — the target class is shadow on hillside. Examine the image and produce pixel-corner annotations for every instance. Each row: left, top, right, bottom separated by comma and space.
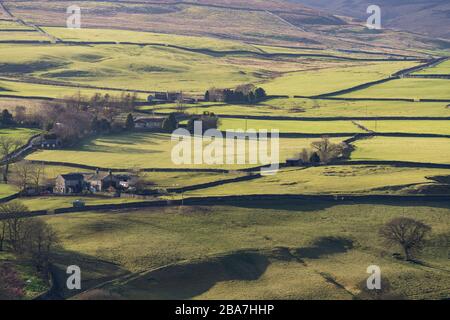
294, 236, 354, 259
105, 250, 271, 300
229, 199, 450, 213
71, 241, 359, 300
40, 250, 130, 300
229, 199, 337, 212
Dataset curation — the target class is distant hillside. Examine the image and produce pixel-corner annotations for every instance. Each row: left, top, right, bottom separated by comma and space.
2, 0, 447, 55
290, 0, 450, 39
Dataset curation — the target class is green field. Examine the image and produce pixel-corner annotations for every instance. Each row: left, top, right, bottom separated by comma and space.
0, 43, 332, 94
27, 132, 346, 170
0, 79, 147, 100
0, 20, 33, 31
183, 166, 450, 197
143, 98, 450, 118
341, 79, 450, 100
0, 31, 48, 41
220, 119, 363, 134
41, 203, 450, 299
359, 120, 450, 135
415, 59, 450, 75
261, 62, 420, 97
0, 127, 41, 143
0, 0, 448, 301
351, 137, 450, 164
19, 196, 144, 212
0, 183, 19, 199
44, 27, 259, 52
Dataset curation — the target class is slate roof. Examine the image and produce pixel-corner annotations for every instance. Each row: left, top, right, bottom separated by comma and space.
60, 173, 84, 181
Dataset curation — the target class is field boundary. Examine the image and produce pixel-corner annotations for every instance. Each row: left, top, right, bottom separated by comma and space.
310, 57, 447, 99
212, 114, 450, 121
1, 194, 449, 221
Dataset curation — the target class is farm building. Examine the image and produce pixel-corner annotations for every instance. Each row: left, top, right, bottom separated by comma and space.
36, 134, 62, 149
54, 174, 85, 194
83, 171, 116, 192
135, 117, 165, 130
54, 171, 134, 194
151, 91, 182, 102
83, 170, 133, 192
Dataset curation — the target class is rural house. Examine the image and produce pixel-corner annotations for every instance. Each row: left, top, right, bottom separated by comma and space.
83, 170, 116, 192
54, 173, 85, 194
36, 134, 62, 149
153, 91, 182, 102
84, 170, 133, 192
135, 117, 165, 130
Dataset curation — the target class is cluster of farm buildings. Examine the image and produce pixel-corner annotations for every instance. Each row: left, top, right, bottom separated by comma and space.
54, 170, 135, 195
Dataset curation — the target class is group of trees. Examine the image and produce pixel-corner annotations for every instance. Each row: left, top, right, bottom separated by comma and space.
34, 92, 138, 144
0, 202, 59, 273
0, 109, 15, 126
187, 112, 220, 133
205, 84, 267, 104
162, 113, 178, 132
11, 161, 46, 193
297, 137, 351, 165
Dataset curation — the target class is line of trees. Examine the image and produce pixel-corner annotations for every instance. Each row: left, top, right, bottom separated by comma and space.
187, 112, 220, 133
33, 92, 138, 145
205, 84, 267, 104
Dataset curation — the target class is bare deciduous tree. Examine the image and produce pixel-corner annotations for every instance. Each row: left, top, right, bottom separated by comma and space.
22, 218, 59, 272
311, 137, 345, 164
14, 106, 27, 124
379, 218, 432, 261
30, 163, 45, 192
0, 202, 29, 253
0, 216, 6, 251
0, 137, 23, 183
12, 161, 33, 191
12, 161, 46, 193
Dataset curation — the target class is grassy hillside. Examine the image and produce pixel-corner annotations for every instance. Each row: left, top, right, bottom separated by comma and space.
261, 62, 419, 96
182, 166, 450, 196
43, 27, 259, 52
351, 137, 450, 164
41, 203, 450, 300
292, 0, 450, 39
144, 98, 450, 118
0, 78, 148, 99
341, 79, 450, 100
0, 0, 448, 302
359, 120, 450, 135
26, 132, 347, 170
219, 119, 363, 134
0, 42, 347, 94
415, 60, 450, 75
0, 127, 40, 143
